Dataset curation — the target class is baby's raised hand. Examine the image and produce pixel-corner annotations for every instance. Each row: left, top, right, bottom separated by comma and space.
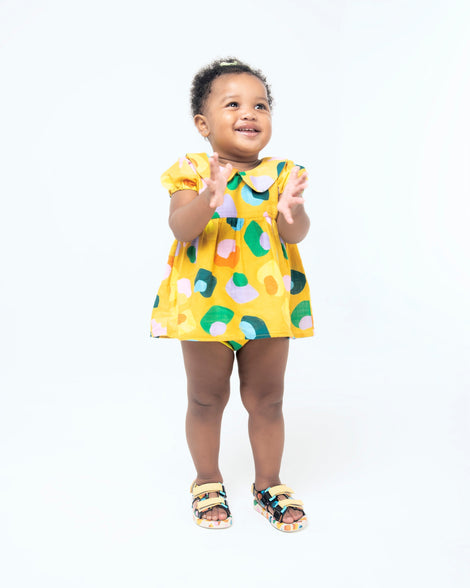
277, 166, 308, 224
204, 153, 233, 209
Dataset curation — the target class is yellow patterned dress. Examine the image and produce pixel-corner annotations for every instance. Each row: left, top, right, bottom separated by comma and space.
150, 153, 313, 349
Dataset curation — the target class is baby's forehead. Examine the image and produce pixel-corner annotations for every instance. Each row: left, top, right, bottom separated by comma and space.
207, 73, 268, 98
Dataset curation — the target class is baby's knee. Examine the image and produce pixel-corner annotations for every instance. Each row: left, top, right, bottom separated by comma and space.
188, 384, 230, 412
240, 384, 284, 416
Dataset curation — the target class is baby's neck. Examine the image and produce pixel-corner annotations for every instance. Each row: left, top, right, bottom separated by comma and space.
216, 155, 262, 171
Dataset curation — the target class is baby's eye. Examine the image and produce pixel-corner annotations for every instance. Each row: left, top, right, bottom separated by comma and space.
255, 103, 267, 110
226, 101, 238, 108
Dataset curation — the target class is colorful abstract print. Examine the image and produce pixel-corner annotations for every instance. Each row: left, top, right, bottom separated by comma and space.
150, 153, 314, 343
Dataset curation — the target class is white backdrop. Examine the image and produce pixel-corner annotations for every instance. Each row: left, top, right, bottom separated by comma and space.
1, 1, 469, 586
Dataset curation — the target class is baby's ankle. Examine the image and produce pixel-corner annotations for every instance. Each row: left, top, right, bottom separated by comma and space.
254, 478, 281, 490
195, 472, 223, 485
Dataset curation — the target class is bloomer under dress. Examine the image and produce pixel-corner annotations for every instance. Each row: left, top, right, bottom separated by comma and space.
150, 153, 314, 349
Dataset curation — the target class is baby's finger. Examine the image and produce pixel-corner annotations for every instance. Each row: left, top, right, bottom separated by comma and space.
209, 153, 220, 177
293, 182, 308, 197
284, 210, 294, 224
294, 180, 308, 193
287, 166, 300, 184
222, 162, 233, 179
278, 203, 293, 224
207, 189, 220, 208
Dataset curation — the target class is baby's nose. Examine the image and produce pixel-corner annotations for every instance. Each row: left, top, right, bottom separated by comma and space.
241, 109, 256, 120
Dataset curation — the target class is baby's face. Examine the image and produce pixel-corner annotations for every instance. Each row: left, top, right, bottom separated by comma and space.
194, 73, 272, 165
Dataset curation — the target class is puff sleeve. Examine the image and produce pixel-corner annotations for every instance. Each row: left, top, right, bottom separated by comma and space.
160, 156, 201, 196
277, 160, 307, 195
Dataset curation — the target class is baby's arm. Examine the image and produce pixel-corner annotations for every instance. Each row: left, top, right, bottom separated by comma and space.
169, 153, 232, 242
277, 166, 310, 243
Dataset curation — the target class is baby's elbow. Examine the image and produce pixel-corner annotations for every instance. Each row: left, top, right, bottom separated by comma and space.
168, 216, 198, 243
169, 217, 185, 242
168, 215, 179, 240
170, 226, 189, 243
280, 234, 305, 245
279, 220, 310, 244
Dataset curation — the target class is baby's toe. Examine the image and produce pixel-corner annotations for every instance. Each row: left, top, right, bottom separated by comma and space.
218, 508, 228, 520
291, 508, 304, 521
282, 509, 294, 524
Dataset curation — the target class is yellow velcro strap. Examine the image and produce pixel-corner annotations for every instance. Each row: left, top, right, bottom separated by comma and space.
191, 482, 223, 498
196, 496, 225, 513
277, 498, 304, 509
268, 484, 294, 497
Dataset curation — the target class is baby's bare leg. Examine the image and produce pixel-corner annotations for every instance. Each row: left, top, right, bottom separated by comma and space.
181, 341, 234, 521
237, 338, 303, 524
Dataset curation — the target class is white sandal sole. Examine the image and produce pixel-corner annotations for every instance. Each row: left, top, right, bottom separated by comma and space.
192, 513, 232, 529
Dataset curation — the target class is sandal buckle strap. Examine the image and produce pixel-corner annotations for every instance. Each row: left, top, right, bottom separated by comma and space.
191, 482, 224, 497
268, 484, 294, 497
277, 498, 304, 509
196, 495, 227, 513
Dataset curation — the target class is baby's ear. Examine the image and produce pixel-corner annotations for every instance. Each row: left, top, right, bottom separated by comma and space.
194, 114, 210, 138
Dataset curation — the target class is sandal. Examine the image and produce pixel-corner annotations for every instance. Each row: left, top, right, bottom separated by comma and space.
190, 481, 232, 529
252, 483, 307, 532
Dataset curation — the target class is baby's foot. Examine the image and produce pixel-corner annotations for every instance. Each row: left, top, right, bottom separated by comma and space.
191, 481, 231, 522
254, 485, 305, 524
272, 495, 304, 524
200, 492, 229, 521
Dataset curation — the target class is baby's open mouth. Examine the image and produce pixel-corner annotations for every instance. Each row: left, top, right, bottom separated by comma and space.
235, 128, 260, 134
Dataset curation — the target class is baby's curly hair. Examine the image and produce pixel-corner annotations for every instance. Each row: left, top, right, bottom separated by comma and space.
190, 57, 273, 117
